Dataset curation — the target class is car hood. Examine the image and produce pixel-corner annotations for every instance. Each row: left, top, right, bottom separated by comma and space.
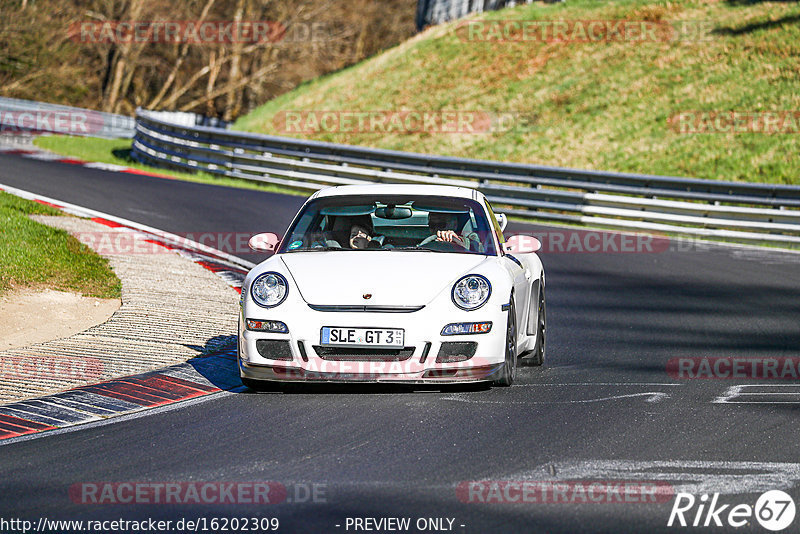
280, 251, 487, 306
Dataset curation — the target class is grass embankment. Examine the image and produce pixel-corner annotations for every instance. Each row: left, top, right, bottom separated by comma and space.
0, 192, 121, 298
32, 136, 307, 196
235, 0, 800, 185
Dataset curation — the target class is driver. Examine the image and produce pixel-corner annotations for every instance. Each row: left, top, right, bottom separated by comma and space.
419, 212, 473, 249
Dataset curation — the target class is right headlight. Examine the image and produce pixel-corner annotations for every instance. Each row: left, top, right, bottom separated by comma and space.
452, 274, 491, 311
250, 272, 288, 308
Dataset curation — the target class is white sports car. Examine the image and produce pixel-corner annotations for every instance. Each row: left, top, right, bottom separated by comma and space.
239, 184, 545, 387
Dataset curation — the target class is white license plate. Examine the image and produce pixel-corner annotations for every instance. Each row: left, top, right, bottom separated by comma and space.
321, 327, 404, 348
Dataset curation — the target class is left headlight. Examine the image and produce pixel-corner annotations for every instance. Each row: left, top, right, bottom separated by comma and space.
250, 272, 288, 308
452, 274, 491, 311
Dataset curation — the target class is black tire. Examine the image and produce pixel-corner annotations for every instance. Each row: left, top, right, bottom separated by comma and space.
493, 297, 517, 387
528, 284, 546, 367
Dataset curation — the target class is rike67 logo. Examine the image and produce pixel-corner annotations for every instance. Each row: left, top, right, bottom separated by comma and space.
668, 491, 796, 531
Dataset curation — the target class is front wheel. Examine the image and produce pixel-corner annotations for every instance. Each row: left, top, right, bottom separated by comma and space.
493, 297, 517, 387
528, 284, 546, 366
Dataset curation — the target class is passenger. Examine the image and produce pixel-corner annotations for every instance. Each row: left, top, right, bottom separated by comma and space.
348, 215, 376, 249
312, 214, 375, 249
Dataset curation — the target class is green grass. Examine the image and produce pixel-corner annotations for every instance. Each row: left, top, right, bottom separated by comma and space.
0, 192, 121, 298
235, 0, 800, 185
33, 136, 308, 197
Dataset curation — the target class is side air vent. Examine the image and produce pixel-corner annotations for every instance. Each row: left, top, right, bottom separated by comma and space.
436, 342, 477, 363
256, 340, 293, 361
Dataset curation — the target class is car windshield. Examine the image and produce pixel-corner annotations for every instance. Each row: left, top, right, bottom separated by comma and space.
279, 194, 498, 255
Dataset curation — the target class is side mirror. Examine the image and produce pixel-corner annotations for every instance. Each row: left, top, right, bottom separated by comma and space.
248, 232, 281, 252
503, 234, 541, 254
496, 213, 508, 232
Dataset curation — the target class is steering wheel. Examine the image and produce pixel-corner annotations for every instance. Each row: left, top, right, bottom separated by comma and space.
420, 239, 466, 252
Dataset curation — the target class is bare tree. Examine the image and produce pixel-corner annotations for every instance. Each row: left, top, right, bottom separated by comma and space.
0, 0, 418, 119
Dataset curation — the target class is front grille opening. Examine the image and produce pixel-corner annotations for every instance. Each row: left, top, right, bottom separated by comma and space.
436, 342, 477, 363
256, 339, 294, 361
312, 346, 415, 361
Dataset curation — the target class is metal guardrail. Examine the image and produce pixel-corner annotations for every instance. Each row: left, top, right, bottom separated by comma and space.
132, 108, 800, 245
132, 110, 230, 130
416, 0, 536, 30
0, 97, 135, 139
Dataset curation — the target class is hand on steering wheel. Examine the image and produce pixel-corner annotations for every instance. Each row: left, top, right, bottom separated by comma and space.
436, 230, 467, 248
422, 240, 464, 252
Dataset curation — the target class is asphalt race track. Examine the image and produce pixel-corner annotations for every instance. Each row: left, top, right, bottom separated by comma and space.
1, 151, 799, 533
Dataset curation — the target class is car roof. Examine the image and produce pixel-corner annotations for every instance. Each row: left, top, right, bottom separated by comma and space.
312, 184, 479, 200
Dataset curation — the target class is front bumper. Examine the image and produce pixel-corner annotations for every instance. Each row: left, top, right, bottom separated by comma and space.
239, 361, 504, 384
238, 303, 507, 384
